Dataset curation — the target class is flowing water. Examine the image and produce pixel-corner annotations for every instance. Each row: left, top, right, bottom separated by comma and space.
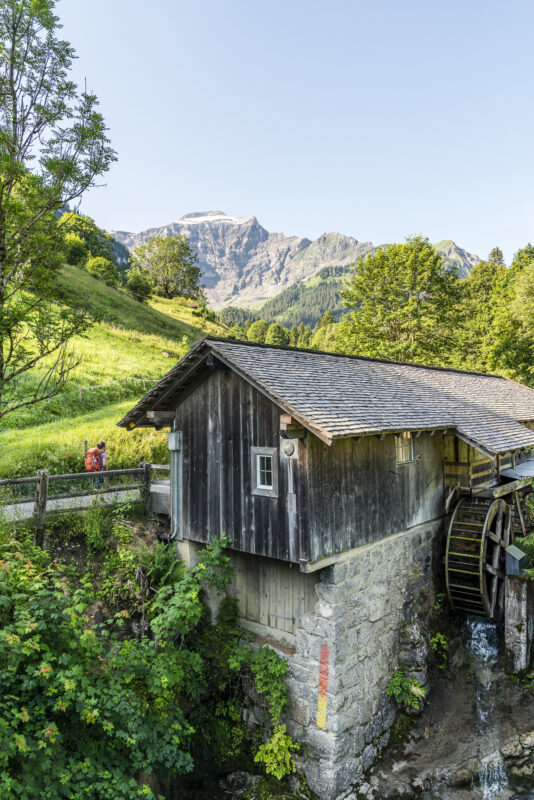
463, 616, 510, 799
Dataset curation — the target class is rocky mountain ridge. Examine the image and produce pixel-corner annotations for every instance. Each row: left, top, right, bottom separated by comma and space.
111, 211, 479, 310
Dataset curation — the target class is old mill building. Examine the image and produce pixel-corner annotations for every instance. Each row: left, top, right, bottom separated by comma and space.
119, 336, 534, 800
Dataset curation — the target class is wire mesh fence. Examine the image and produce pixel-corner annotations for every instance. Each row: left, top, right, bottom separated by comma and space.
47, 469, 145, 500
0, 476, 39, 506
0, 464, 171, 525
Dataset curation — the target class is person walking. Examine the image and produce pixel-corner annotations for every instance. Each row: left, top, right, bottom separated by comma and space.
96, 441, 108, 489
85, 442, 107, 490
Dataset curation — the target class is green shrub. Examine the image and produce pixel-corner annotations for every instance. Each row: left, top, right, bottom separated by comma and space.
86, 256, 121, 287
0, 527, 300, 797
126, 267, 152, 303
430, 632, 449, 669
386, 668, 427, 710
63, 233, 88, 266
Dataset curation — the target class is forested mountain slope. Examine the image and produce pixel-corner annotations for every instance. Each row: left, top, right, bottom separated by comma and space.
112, 211, 479, 318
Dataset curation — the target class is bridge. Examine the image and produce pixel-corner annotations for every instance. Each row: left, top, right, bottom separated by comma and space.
0, 464, 170, 529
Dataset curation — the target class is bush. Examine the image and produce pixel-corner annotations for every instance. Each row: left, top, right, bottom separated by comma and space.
63, 232, 88, 266
86, 256, 121, 287
0, 526, 300, 797
125, 267, 152, 303
386, 668, 427, 710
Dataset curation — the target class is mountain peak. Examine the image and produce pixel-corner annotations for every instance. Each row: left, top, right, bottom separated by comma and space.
178, 211, 253, 225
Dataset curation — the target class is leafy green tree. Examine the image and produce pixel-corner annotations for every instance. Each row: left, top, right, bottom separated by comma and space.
247, 320, 269, 343
86, 256, 120, 287
130, 235, 201, 299
0, 0, 115, 420
265, 323, 289, 345
125, 266, 152, 302
0, 524, 299, 798
58, 212, 115, 262
63, 233, 88, 266
481, 246, 534, 384
289, 326, 299, 347
336, 236, 460, 364
455, 258, 506, 371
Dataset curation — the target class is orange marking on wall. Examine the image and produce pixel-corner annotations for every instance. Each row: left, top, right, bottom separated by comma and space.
316, 643, 329, 729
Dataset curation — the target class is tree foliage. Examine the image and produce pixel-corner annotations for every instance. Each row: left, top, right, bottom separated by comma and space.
336, 236, 461, 364
265, 323, 289, 346
130, 235, 201, 299
247, 320, 269, 343
0, 0, 115, 420
125, 266, 152, 303
0, 519, 299, 799
58, 212, 115, 263
86, 256, 120, 287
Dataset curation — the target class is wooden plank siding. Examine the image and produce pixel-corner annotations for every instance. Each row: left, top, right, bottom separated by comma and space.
175, 368, 302, 562
306, 432, 446, 563
227, 551, 318, 641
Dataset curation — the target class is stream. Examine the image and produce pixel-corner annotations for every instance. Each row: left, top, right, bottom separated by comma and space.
463, 616, 510, 799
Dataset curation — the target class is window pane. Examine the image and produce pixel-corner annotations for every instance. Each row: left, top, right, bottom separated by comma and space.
396, 433, 413, 463
258, 455, 273, 488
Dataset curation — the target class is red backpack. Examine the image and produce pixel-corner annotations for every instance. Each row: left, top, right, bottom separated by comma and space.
85, 448, 101, 473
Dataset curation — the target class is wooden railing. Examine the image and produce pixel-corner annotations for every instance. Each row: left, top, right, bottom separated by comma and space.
0, 463, 170, 539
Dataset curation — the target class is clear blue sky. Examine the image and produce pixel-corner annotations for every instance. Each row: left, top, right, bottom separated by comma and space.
56, 0, 534, 262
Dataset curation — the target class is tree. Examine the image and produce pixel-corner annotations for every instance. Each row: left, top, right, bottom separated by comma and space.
316, 308, 335, 328
86, 256, 120, 287
0, 0, 115, 420
265, 323, 289, 346
456, 258, 505, 371
125, 266, 152, 302
488, 247, 505, 268
130, 235, 201, 299
64, 232, 88, 266
336, 236, 461, 364
58, 211, 115, 262
247, 320, 269, 343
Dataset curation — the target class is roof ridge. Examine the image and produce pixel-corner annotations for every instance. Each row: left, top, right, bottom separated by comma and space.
203, 335, 505, 380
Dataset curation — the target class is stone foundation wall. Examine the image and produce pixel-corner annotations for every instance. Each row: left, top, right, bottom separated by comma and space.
284, 519, 442, 800
505, 576, 534, 675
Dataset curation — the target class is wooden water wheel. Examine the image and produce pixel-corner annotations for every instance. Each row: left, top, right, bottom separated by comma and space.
445, 497, 512, 620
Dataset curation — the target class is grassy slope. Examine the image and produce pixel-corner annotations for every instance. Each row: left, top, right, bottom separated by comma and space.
0, 265, 227, 477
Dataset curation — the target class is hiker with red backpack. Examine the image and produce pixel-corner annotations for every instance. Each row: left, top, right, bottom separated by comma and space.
85, 441, 108, 489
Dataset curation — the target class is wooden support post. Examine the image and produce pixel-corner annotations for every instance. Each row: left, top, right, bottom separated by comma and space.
83, 439, 88, 460
33, 469, 49, 548
141, 462, 152, 517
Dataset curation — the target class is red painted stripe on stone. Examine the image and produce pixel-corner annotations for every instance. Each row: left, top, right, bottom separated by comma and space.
318, 643, 329, 695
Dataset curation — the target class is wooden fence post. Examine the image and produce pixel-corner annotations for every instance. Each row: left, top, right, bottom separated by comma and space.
33, 469, 49, 548
140, 462, 152, 517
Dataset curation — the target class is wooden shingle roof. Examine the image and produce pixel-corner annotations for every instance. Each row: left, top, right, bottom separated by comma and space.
118, 336, 534, 455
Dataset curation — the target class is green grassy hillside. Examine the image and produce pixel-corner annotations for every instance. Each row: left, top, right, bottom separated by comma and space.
0, 265, 228, 477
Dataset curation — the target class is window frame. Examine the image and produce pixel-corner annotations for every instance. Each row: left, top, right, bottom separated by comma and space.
395, 432, 414, 465
251, 446, 278, 497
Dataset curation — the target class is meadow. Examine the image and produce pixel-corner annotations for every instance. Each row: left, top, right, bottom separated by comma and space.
0, 264, 227, 477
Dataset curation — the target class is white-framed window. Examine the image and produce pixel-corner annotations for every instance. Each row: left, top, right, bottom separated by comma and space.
251, 446, 278, 497
395, 432, 414, 464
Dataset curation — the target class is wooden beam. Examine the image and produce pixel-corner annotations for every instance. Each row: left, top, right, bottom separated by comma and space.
473, 476, 533, 498
147, 410, 175, 421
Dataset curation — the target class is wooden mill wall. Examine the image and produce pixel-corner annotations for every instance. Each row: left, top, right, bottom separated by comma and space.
306, 432, 446, 563
227, 551, 318, 648
174, 367, 307, 563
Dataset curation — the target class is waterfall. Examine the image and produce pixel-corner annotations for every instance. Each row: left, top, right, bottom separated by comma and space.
463, 616, 510, 799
